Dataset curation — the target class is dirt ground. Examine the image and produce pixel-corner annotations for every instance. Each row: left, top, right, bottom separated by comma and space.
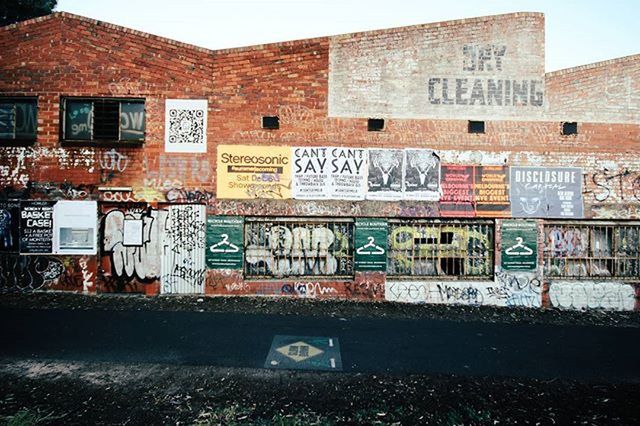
1, 358, 639, 425
1, 293, 640, 424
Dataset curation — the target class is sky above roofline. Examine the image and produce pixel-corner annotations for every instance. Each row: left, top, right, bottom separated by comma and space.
56, 0, 639, 72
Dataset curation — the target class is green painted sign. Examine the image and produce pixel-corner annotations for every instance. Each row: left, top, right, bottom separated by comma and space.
501, 220, 537, 271
206, 215, 244, 269
354, 218, 388, 271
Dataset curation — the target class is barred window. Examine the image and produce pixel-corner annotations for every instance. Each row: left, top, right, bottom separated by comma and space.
62, 97, 145, 143
244, 218, 354, 278
387, 219, 494, 278
0, 97, 37, 142
544, 222, 640, 280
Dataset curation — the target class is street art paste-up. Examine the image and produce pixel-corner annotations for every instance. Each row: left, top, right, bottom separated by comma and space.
366, 149, 404, 201
474, 165, 511, 217
164, 99, 208, 153
403, 149, 441, 201
440, 165, 474, 216
206, 215, 244, 270
52, 200, 97, 255
19, 200, 55, 254
217, 144, 292, 200
244, 221, 353, 278
354, 218, 388, 271
510, 167, 583, 218
501, 220, 537, 271
0, 200, 20, 253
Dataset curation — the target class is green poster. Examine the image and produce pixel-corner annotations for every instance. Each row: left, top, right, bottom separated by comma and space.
354, 218, 388, 271
206, 215, 244, 269
501, 220, 537, 271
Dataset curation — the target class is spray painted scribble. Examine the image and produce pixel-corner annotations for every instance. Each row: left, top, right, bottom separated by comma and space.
549, 281, 636, 311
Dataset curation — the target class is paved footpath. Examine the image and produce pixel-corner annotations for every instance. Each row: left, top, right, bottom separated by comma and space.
1, 308, 639, 382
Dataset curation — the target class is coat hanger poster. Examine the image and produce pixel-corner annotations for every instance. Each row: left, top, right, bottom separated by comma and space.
206, 215, 244, 269
354, 218, 388, 271
501, 220, 538, 271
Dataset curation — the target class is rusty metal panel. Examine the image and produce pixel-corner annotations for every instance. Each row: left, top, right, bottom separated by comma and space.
387, 219, 495, 279
160, 204, 206, 294
544, 222, 640, 280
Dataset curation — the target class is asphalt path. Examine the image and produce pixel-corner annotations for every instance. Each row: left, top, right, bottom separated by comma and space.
1, 308, 639, 382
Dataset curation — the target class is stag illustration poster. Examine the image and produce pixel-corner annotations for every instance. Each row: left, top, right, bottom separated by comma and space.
366, 149, 404, 200
510, 167, 583, 218
403, 149, 441, 201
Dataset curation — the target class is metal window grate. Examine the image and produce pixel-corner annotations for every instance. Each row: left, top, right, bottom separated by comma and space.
244, 218, 354, 278
387, 219, 494, 279
62, 97, 145, 142
543, 222, 640, 280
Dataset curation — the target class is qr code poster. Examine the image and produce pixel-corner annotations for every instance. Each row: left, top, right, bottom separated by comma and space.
164, 99, 208, 153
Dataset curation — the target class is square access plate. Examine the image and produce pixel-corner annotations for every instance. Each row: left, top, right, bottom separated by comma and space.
265, 335, 342, 371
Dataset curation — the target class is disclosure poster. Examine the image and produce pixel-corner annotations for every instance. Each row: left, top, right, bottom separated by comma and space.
510, 167, 583, 218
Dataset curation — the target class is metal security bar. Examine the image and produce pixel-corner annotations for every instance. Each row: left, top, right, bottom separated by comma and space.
543, 222, 640, 280
387, 219, 495, 279
244, 218, 354, 278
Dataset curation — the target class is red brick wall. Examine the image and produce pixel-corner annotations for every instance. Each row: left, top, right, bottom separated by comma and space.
0, 12, 638, 308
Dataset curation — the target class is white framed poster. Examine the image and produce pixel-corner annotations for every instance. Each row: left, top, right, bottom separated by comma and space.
123, 219, 144, 246
53, 201, 98, 255
165, 99, 208, 153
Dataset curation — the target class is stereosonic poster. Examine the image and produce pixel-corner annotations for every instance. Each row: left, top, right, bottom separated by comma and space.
217, 145, 292, 199
403, 149, 441, 201
510, 167, 583, 218
366, 149, 404, 200
293, 147, 367, 200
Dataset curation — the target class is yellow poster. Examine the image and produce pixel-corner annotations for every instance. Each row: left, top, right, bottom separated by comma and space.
217, 145, 292, 199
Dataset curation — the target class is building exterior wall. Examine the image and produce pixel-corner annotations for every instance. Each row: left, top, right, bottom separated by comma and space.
1, 12, 639, 310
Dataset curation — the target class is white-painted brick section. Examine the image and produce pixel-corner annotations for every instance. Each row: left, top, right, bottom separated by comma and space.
386, 272, 541, 308
329, 14, 545, 120
549, 281, 636, 311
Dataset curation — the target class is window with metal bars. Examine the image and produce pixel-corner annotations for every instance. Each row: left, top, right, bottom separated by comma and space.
543, 222, 640, 280
244, 218, 354, 278
62, 97, 145, 143
387, 219, 494, 279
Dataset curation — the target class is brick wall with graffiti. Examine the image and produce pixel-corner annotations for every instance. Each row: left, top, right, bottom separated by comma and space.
0, 12, 638, 309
